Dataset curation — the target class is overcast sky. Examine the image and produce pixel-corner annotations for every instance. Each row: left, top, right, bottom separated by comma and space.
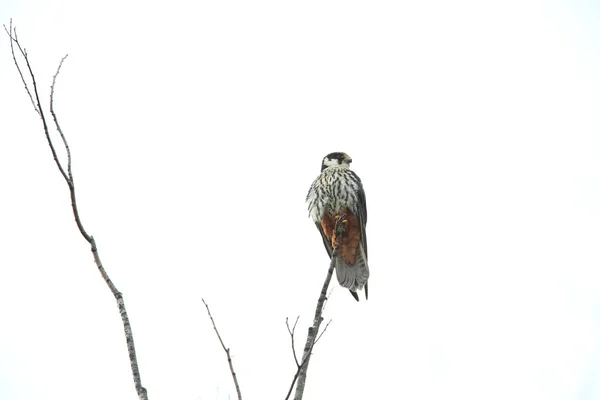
2, 1, 600, 399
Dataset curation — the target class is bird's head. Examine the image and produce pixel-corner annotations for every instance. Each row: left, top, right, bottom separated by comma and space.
321, 152, 352, 171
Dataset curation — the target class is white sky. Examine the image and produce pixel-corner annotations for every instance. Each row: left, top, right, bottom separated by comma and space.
1, 1, 600, 399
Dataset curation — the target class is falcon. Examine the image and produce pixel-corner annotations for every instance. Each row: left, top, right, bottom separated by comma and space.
306, 152, 369, 301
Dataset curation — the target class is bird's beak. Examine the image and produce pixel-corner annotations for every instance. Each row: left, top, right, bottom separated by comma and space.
346, 158, 352, 164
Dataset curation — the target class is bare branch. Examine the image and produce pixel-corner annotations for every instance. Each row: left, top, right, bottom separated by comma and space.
50, 54, 72, 181
292, 253, 336, 400
288, 214, 347, 399
4, 20, 39, 116
5, 24, 148, 400
202, 299, 243, 400
286, 316, 301, 368
284, 253, 336, 400
285, 317, 333, 400
314, 319, 332, 345
321, 286, 334, 316
4, 21, 69, 183
91, 236, 147, 400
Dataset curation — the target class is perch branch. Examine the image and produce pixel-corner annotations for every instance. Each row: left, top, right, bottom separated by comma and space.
291, 252, 336, 400
290, 214, 348, 399
284, 255, 336, 400
202, 299, 243, 400
286, 214, 345, 399
4, 23, 148, 400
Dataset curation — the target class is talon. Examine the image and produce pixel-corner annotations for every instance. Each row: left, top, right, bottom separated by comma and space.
335, 214, 348, 224
332, 213, 347, 249
331, 233, 338, 249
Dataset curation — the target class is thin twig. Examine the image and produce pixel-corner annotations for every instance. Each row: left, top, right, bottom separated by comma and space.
202, 299, 243, 400
4, 22, 69, 183
286, 316, 301, 368
4, 20, 39, 115
321, 286, 334, 315
50, 54, 72, 180
5, 23, 148, 400
314, 319, 332, 345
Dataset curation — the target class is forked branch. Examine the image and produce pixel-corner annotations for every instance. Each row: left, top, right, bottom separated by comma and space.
285, 216, 345, 400
284, 310, 333, 400
286, 316, 301, 368
4, 21, 148, 400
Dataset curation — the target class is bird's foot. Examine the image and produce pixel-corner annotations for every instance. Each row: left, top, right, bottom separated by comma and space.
331, 214, 347, 249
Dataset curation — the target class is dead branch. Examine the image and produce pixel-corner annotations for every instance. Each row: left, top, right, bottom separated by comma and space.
285, 215, 345, 399
290, 252, 336, 400
284, 293, 334, 400
314, 319, 332, 345
202, 299, 242, 400
286, 316, 301, 368
50, 54, 72, 180
4, 21, 39, 116
4, 21, 148, 400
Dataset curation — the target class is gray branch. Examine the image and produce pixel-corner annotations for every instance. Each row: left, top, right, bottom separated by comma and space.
4, 21, 148, 400
202, 299, 243, 400
50, 54, 72, 181
4, 20, 40, 116
292, 252, 336, 399
286, 316, 301, 368
286, 215, 344, 399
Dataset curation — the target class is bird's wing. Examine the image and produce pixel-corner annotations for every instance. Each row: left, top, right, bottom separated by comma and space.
316, 222, 334, 258
353, 171, 368, 300
352, 170, 368, 259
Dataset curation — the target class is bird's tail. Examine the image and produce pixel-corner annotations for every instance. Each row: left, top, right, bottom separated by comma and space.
335, 243, 369, 301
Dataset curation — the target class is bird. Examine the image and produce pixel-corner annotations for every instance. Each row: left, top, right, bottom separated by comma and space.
306, 152, 369, 301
